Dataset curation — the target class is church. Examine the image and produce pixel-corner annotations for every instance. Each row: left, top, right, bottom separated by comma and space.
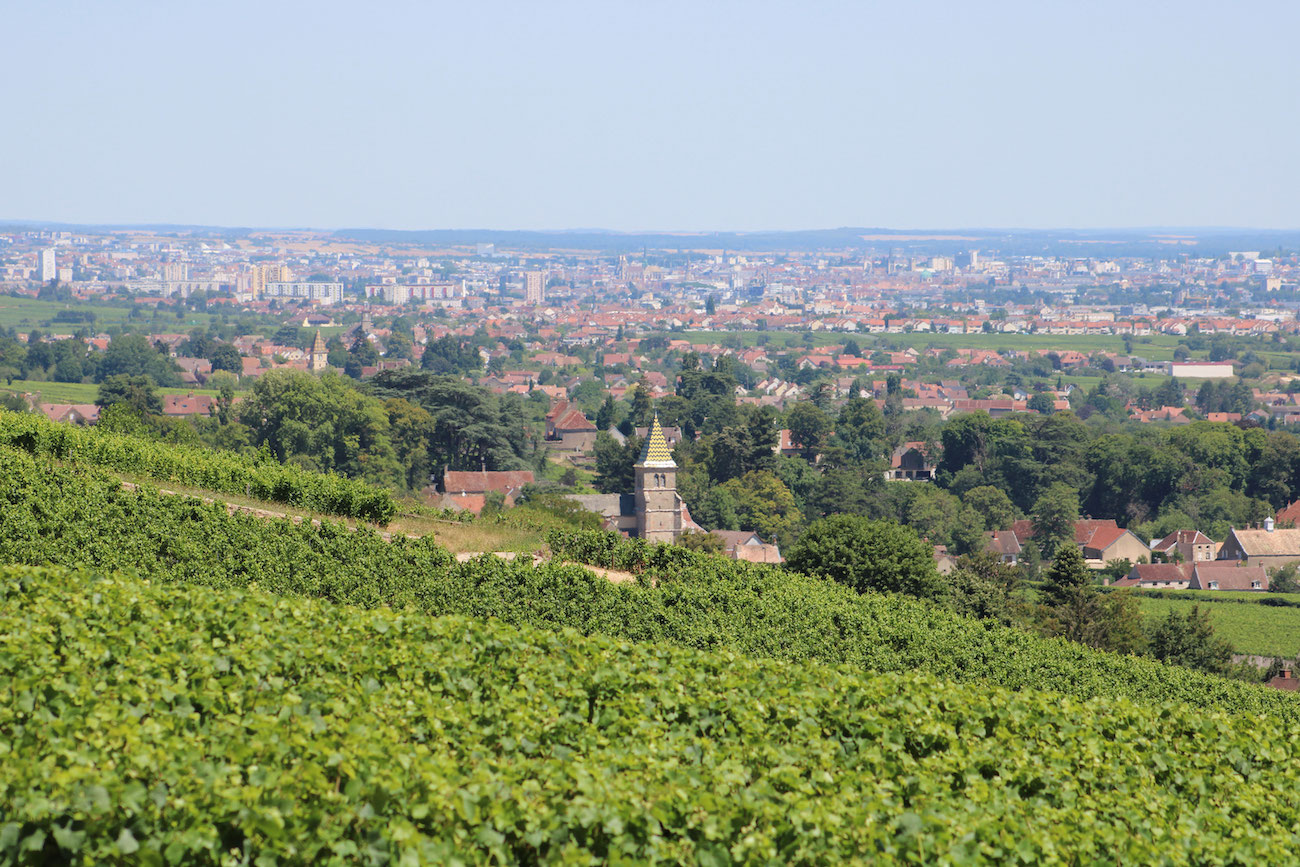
569, 414, 700, 542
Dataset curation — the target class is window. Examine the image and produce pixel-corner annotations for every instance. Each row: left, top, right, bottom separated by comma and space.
1252, 581, 1262, 590
1208, 582, 1219, 590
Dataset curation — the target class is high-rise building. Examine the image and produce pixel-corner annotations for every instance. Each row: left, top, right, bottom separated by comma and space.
162, 262, 188, 282
39, 249, 56, 282
248, 264, 292, 298
525, 271, 545, 305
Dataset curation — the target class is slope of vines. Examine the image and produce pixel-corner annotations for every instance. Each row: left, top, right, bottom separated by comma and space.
0, 409, 394, 523
2, 445, 1298, 720
6, 565, 1300, 864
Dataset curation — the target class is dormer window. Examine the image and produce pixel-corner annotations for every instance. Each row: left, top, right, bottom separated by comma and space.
1208, 581, 1219, 590
1252, 581, 1262, 589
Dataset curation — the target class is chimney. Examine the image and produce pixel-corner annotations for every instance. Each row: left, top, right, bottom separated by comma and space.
1282, 669, 1294, 680
1266, 517, 1276, 533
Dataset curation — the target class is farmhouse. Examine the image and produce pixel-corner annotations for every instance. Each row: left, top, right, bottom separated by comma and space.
1217, 521, 1300, 570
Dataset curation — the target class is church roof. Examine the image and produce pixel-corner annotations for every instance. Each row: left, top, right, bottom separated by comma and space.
310, 330, 327, 353
637, 413, 675, 467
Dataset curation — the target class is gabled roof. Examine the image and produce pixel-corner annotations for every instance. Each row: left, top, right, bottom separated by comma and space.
1127, 563, 1192, 584
1225, 527, 1300, 557
1190, 563, 1269, 591
986, 530, 1021, 556
1277, 500, 1300, 527
551, 407, 596, 432
1153, 530, 1213, 552
442, 470, 535, 495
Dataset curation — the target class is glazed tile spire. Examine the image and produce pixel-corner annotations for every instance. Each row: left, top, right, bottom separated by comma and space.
638, 412, 675, 466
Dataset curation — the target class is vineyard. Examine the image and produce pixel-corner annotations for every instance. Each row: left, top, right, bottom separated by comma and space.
0, 409, 395, 524
3, 445, 1299, 721
6, 565, 1300, 863
1138, 595, 1300, 659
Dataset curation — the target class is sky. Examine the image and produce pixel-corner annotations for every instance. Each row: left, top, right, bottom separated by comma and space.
5, 0, 1299, 231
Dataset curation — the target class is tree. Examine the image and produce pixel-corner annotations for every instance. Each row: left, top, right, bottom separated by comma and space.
833, 396, 886, 463
384, 397, 436, 491
98, 334, 182, 386
273, 325, 304, 348
592, 431, 640, 494
1027, 392, 1055, 415
208, 343, 243, 375
719, 470, 803, 547
785, 401, 830, 460
238, 369, 401, 487
1031, 482, 1079, 560
595, 395, 618, 431
677, 531, 725, 554
96, 374, 162, 416
1269, 563, 1300, 594
963, 486, 1019, 531
629, 385, 654, 428
1039, 545, 1097, 645
1149, 605, 1233, 674
345, 335, 380, 379
784, 514, 943, 599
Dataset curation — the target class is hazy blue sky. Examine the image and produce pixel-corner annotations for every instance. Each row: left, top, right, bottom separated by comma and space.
6, 0, 1298, 230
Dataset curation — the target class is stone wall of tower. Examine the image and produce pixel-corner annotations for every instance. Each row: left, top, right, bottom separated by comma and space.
635, 464, 680, 544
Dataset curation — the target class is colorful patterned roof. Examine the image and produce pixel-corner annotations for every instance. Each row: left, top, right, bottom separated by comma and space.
638, 413, 676, 466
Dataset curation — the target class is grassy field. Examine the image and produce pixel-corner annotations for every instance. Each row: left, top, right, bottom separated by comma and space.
1137, 595, 1300, 659
112, 471, 548, 554
0, 295, 216, 332
0, 379, 225, 404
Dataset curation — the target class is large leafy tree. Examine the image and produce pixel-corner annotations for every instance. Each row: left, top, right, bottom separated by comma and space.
96, 374, 162, 416
784, 514, 943, 600
97, 334, 182, 387
718, 470, 803, 547
239, 369, 401, 487
366, 369, 529, 473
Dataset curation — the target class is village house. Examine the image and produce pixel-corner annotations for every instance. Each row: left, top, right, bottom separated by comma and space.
545, 401, 599, 453
38, 403, 99, 425
435, 470, 536, 514
1217, 520, 1300, 570
887, 442, 936, 481
1188, 563, 1269, 592
710, 530, 783, 564
1008, 518, 1150, 568
1114, 563, 1192, 590
985, 530, 1022, 565
1151, 530, 1217, 563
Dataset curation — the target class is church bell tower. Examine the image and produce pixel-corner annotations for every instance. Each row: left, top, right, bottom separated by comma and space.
634, 413, 681, 544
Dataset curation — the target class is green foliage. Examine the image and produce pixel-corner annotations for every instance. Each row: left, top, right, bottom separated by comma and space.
592, 431, 640, 494
97, 333, 182, 386
366, 369, 530, 473
1031, 483, 1079, 560
1149, 604, 1235, 674
239, 369, 402, 488
784, 515, 943, 599
676, 530, 726, 554
95, 373, 162, 415
717, 470, 803, 547
0, 410, 395, 523
10, 567, 1300, 862
0, 448, 1298, 730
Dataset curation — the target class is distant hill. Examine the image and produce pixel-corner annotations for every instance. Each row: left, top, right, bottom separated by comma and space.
3, 218, 1298, 256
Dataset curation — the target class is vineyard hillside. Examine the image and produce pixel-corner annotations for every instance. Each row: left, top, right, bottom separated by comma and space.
5, 566, 1300, 863
4, 444, 1299, 721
